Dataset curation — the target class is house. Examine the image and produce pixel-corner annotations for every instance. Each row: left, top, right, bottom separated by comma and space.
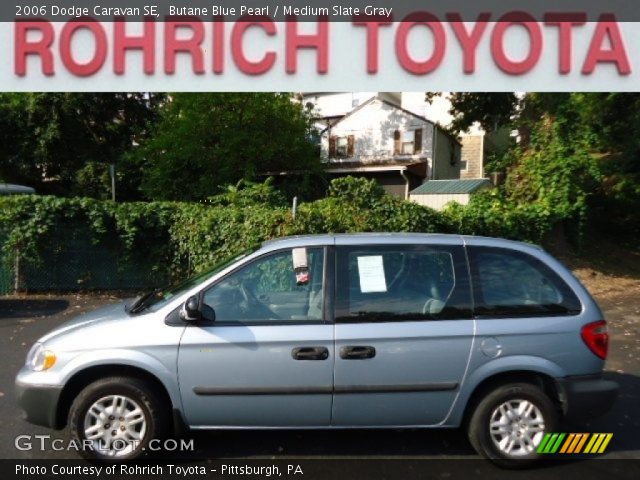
409, 178, 491, 210
305, 93, 462, 199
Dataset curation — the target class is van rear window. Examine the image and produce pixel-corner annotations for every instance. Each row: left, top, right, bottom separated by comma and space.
468, 247, 582, 318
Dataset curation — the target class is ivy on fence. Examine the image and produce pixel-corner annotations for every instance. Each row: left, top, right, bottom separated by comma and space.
0, 177, 568, 293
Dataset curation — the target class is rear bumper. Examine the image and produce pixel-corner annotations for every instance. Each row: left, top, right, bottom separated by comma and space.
15, 378, 63, 430
557, 374, 618, 423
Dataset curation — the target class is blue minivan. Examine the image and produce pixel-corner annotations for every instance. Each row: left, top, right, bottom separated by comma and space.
15, 234, 618, 466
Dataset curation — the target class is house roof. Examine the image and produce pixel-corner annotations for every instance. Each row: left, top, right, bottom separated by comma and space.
0, 183, 35, 195
410, 178, 491, 195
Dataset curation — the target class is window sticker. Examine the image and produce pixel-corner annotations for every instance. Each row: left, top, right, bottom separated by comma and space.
357, 255, 387, 293
292, 248, 309, 285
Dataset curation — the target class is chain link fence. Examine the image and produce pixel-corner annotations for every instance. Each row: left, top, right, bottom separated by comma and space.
0, 229, 169, 295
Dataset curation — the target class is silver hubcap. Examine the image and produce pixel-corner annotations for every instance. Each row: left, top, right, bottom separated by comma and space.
489, 399, 545, 457
83, 395, 147, 457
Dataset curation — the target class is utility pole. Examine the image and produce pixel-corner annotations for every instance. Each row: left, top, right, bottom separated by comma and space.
109, 164, 116, 202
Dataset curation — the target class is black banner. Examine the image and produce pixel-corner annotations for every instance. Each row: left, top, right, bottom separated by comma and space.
4, 459, 640, 480
7, 1, 640, 22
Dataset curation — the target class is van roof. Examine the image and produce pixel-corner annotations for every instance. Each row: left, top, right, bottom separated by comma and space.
261, 233, 541, 251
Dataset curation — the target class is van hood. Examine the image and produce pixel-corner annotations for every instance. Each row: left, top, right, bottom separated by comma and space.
38, 300, 131, 344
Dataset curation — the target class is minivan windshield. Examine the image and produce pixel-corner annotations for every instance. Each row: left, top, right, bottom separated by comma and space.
127, 247, 258, 314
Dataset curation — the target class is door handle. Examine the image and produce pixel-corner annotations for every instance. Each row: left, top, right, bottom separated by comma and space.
340, 346, 376, 360
291, 346, 329, 360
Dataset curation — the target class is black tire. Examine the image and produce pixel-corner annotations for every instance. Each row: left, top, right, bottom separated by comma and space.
467, 382, 559, 468
68, 376, 166, 461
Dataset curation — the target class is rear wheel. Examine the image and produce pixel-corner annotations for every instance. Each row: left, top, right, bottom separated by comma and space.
68, 376, 166, 460
467, 383, 559, 468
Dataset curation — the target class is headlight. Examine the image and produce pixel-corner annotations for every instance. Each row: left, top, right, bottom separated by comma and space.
26, 343, 56, 371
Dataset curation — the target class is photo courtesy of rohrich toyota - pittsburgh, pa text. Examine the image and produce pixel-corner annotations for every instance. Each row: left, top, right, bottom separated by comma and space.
1, 1, 639, 479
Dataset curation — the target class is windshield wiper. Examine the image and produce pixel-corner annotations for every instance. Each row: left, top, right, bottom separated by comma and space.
126, 289, 160, 314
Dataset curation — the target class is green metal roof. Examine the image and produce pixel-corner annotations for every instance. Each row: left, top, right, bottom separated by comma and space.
410, 178, 491, 195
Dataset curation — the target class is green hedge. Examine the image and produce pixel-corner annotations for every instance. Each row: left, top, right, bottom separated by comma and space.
0, 177, 559, 292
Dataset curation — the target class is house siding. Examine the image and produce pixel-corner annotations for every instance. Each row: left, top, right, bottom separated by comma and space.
432, 129, 461, 180
321, 99, 435, 164
460, 135, 485, 179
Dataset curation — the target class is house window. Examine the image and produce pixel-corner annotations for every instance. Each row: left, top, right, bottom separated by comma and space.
329, 135, 355, 158
460, 160, 468, 171
394, 128, 423, 155
337, 137, 349, 157
402, 131, 415, 154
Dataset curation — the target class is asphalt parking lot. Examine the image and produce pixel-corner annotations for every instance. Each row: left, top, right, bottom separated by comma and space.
1, 289, 639, 478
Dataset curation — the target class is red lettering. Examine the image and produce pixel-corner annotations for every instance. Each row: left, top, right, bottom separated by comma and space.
544, 13, 586, 74
114, 18, 156, 75
164, 18, 205, 74
60, 18, 107, 77
582, 15, 631, 75
15, 21, 54, 76
491, 12, 543, 75
212, 18, 224, 74
447, 13, 491, 74
285, 17, 329, 74
231, 16, 276, 75
395, 13, 446, 75
353, 16, 393, 74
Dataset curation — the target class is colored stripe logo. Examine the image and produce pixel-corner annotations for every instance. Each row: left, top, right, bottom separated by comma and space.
537, 433, 613, 454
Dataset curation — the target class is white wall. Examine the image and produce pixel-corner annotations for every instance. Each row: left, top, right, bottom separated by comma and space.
433, 128, 462, 180
320, 98, 434, 163
410, 193, 471, 210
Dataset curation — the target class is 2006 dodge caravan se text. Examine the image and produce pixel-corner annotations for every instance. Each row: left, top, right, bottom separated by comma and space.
15, 234, 618, 466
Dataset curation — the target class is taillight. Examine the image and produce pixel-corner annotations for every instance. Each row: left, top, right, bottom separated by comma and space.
581, 320, 609, 360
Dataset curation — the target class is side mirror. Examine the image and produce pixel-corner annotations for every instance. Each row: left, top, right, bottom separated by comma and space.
180, 296, 201, 322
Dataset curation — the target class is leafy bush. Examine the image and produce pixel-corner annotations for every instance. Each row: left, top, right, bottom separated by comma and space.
0, 177, 575, 291
441, 190, 554, 242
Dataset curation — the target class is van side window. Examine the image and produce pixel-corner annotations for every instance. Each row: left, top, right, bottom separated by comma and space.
202, 248, 325, 324
335, 245, 472, 322
468, 247, 581, 317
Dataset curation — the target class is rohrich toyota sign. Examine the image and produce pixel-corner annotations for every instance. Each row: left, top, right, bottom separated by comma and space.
14, 15, 631, 76
4, 6, 640, 91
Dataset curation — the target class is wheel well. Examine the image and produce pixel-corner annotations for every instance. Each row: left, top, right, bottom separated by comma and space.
55, 364, 174, 430
461, 370, 563, 426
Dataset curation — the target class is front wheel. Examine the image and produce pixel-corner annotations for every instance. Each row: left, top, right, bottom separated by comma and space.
467, 383, 559, 468
68, 376, 166, 460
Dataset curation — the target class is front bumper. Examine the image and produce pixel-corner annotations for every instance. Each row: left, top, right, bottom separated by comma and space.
558, 374, 619, 423
15, 375, 63, 430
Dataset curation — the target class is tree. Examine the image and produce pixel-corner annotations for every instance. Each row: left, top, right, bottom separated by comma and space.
0, 93, 164, 197
425, 92, 518, 134
136, 93, 322, 201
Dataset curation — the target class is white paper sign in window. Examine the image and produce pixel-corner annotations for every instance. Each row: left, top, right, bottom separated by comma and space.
357, 255, 387, 293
